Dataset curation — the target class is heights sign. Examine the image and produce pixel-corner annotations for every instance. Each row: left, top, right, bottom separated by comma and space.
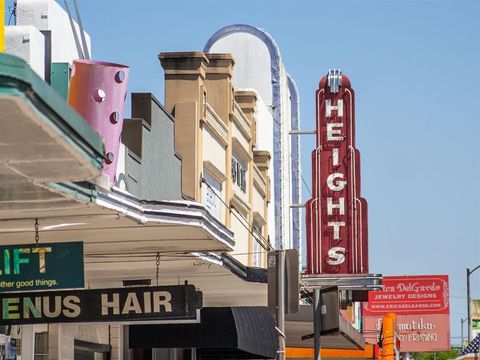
306, 70, 368, 275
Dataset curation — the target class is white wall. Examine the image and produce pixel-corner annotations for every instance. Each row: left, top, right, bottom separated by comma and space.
209, 33, 273, 108
5, 25, 45, 79
252, 93, 276, 244
16, 0, 92, 64
208, 31, 296, 250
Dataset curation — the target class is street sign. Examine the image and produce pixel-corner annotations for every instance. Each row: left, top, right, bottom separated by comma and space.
268, 250, 299, 315
0, 284, 202, 325
0, 242, 84, 292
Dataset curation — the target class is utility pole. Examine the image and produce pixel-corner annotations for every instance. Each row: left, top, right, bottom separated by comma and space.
467, 268, 471, 344
467, 265, 480, 343
276, 250, 286, 360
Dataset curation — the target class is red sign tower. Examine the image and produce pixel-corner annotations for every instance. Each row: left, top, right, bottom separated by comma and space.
306, 70, 369, 275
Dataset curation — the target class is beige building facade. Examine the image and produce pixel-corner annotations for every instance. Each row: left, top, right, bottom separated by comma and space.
159, 52, 272, 267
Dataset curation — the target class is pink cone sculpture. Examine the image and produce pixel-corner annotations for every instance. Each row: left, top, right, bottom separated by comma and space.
68, 59, 129, 184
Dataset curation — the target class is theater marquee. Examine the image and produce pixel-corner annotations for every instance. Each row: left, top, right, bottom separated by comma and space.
306, 70, 368, 275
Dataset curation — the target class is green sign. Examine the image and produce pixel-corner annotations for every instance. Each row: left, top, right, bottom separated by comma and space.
0, 242, 84, 292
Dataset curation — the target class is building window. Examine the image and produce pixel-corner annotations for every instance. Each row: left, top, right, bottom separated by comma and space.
203, 90, 207, 118
34, 332, 48, 360
202, 171, 222, 220
252, 221, 262, 267
231, 157, 247, 193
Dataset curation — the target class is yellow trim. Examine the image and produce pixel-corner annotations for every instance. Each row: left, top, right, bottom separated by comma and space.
0, 0, 5, 52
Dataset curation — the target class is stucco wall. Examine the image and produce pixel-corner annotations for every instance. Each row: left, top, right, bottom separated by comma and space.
5, 25, 45, 79
16, 0, 92, 63
118, 93, 182, 201
230, 208, 250, 265
202, 127, 226, 175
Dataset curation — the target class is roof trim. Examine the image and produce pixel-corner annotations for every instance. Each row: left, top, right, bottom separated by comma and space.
96, 187, 235, 250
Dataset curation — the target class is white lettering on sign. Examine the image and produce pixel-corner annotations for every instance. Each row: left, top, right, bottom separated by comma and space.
153, 291, 172, 313
101, 293, 120, 315
63, 296, 81, 318
325, 99, 344, 117
396, 282, 441, 293
326, 123, 344, 141
327, 197, 345, 215
332, 148, 339, 166
327, 173, 347, 191
327, 247, 346, 265
122, 293, 142, 314
328, 222, 345, 240
101, 291, 173, 316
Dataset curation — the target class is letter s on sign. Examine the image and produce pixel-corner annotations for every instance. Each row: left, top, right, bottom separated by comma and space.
327, 247, 346, 265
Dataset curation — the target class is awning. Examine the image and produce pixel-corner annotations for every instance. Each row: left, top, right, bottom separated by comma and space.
285, 305, 365, 350
0, 53, 104, 213
0, 186, 234, 254
129, 307, 278, 359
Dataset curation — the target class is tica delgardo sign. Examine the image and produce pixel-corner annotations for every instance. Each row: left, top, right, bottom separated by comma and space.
306, 70, 368, 275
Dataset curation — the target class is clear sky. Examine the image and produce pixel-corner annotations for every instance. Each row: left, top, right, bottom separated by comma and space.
14, 0, 478, 346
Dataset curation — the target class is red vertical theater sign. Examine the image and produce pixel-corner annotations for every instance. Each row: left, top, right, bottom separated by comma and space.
306, 70, 368, 275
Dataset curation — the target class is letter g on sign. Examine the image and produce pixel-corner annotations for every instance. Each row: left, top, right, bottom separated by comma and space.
326, 173, 346, 192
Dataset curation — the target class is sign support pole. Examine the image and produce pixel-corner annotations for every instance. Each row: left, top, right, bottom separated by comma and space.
277, 250, 286, 360
314, 288, 321, 360
467, 267, 472, 343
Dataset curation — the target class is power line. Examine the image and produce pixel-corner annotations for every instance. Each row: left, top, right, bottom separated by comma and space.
290, 155, 312, 197
300, 172, 312, 196
201, 177, 273, 252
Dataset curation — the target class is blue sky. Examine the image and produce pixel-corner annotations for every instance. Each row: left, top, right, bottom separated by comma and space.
13, 0, 478, 346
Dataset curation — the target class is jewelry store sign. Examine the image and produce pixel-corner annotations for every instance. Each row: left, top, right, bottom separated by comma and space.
0, 242, 84, 292
0, 285, 202, 325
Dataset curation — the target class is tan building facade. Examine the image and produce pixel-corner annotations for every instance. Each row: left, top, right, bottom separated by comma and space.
159, 52, 271, 267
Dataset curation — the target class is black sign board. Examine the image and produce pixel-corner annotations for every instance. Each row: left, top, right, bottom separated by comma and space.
0, 285, 202, 325
319, 285, 339, 335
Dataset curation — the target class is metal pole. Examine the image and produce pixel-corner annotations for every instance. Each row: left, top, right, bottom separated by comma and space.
314, 288, 321, 360
289, 130, 317, 135
461, 318, 465, 351
467, 267, 471, 343
277, 250, 286, 360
